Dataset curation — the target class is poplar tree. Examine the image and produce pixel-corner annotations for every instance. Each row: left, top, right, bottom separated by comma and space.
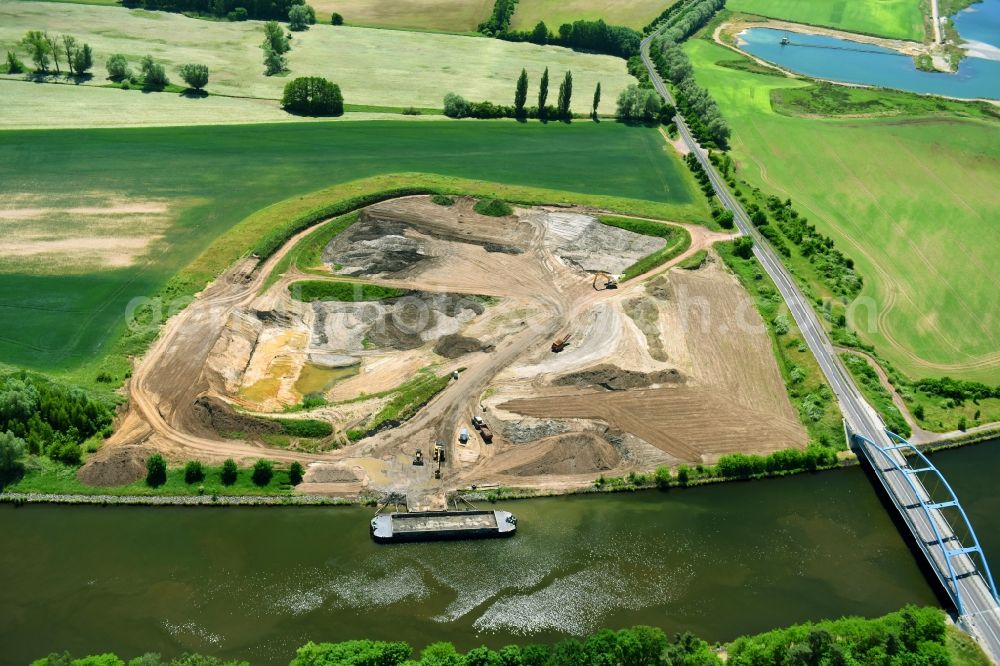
514, 68, 528, 119
537, 66, 549, 120
557, 70, 573, 120
592, 81, 601, 119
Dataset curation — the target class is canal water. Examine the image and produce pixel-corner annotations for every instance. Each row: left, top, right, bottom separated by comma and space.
1, 439, 997, 665
737, 0, 1000, 100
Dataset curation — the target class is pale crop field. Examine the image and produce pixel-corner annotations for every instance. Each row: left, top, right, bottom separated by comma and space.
726, 0, 926, 41
310, 0, 494, 32
510, 0, 678, 31
685, 39, 1000, 383
0, 1, 634, 115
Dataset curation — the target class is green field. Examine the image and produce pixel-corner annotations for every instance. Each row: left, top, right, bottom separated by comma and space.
0, 120, 703, 381
0, 1, 634, 117
510, 0, 677, 31
685, 38, 1000, 383
726, 0, 926, 41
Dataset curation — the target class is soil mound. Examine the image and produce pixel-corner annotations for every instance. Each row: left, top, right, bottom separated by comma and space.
433, 334, 494, 359
323, 215, 427, 276
483, 243, 523, 255
305, 465, 360, 483
554, 364, 683, 391
77, 445, 153, 487
192, 396, 282, 437
647, 276, 673, 301
503, 432, 620, 476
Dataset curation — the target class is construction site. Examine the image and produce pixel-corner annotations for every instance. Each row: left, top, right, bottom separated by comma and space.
88, 196, 807, 508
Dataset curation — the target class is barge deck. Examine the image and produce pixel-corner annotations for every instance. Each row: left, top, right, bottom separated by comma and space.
371, 509, 517, 543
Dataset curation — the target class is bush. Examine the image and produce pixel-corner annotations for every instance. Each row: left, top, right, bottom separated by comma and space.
221, 458, 238, 486
431, 194, 455, 206
227, 7, 248, 20
252, 459, 274, 486
443, 92, 470, 118
50, 440, 82, 465
145, 454, 167, 487
139, 55, 168, 88
401, 106, 421, 115
281, 76, 344, 116
106, 53, 131, 81
274, 418, 333, 438
7, 50, 25, 74
289, 461, 304, 485
473, 198, 513, 217
178, 63, 209, 90
184, 460, 205, 484
733, 236, 754, 259
0, 431, 26, 489
331, 11, 343, 25
654, 465, 671, 490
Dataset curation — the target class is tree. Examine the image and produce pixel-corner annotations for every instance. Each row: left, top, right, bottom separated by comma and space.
281, 76, 344, 115
178, 63, 209, 90
221, 458, 238, 485
676, 465, 690, 485
21, 31, 51, 72
145, 453, 167, 487
537, 66, 549, 120
262, 45, 286, 76
717, 209, 734, 229
733, 236, 754, 259
70, 44, 93, 76
529, 21, 548, 44
61, 35, 77, 74
228, 7, 248, 20
106, 53, 131, 80
44, 33, 61, 74
288, 4, 315, 30
443, 92, 469, 118
184, 460, 205, 484
913, 404, 925, 420
591, 81, 601, 119
289, 461, 304, 485
263, 21, 290, 54
140, 55, 169, 88
0, 431, 25, 489
514, 68, 528, 119
252, 459, 274, 486
556, 70, 572, 119
330, 12, 343, 25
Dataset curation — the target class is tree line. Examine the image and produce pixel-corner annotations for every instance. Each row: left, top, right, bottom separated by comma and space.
649, 0, 730, 148
500, 19, 642, 59
29, 605, 956, 666
444, 67, 588, 121
9, 31, 212, 91
9, 31, 93, 76
121, 0, 308, 22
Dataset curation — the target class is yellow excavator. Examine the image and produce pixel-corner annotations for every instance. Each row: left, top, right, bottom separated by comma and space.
593, 272, 619, 290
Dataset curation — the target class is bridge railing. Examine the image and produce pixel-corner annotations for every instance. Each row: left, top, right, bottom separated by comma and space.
852, 430, 999, 616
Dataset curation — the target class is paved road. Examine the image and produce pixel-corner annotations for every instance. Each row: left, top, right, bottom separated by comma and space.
639, 31, 1000, 662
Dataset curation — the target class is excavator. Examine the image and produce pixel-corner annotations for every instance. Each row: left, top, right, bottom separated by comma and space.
593, 272, 619, 290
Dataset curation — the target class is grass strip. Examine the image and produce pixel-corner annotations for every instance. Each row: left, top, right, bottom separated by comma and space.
840, 352, 911, 437
598, 215, 692, 280
346, 371, 451, 441
678, 249, 708, 270
288, 281, 406, 303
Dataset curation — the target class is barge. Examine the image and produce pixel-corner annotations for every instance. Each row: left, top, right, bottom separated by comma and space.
371, 509, 517, 543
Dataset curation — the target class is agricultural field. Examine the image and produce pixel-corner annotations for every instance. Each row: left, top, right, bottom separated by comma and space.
0, 2, 634, 117
726, 0, 926, 41
684, 37, 1000, 383
0, 120, 703, 381
510, 0, 677, 31
310, 0, 494, 32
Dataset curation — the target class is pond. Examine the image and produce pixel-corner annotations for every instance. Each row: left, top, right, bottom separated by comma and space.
737, 3, 1000, 101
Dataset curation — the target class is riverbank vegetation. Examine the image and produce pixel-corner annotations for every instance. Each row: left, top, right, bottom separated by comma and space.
29, 605, 987, 665
842, 352, 911, 437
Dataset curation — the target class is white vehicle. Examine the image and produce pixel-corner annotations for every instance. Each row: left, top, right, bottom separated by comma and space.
459, 427, 469, 444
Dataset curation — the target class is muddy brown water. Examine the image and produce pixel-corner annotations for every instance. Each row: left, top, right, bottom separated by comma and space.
2, 439, 997, 665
